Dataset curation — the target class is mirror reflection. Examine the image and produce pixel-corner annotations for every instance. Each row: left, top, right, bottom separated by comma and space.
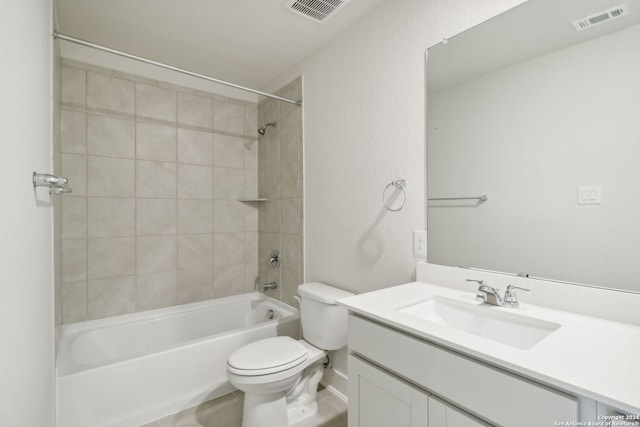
427, 0, 640, 293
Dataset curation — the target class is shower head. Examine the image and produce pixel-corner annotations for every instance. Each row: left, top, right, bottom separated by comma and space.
257, 122, 276, 135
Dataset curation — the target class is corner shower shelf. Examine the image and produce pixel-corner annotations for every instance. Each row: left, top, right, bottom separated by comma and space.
238, 198, 268, 202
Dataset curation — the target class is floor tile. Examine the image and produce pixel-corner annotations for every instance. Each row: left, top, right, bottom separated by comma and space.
145, 385, 347, 427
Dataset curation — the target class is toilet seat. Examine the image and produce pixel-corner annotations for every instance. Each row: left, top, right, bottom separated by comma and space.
227, 336, 309, 376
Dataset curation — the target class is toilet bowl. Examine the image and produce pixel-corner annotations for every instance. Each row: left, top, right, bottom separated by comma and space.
226, 282, 353, 427
227, 337, 326, 426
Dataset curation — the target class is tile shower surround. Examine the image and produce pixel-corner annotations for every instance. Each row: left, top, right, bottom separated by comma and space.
258, 78, 304, 307
59, 60, 262, 323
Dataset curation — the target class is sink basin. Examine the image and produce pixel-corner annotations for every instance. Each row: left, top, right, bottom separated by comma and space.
398, 297, 560, 349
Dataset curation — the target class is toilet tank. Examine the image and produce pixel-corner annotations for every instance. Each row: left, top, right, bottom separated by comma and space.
298, 282, 354, 351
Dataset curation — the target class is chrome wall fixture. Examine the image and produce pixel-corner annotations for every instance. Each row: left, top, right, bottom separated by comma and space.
383, 179, 407, 212
257, 122, 277, 135
261, 282, 278, 292
428, 195, 488, 202
33, 172, 72, 195
268, 250, 281, 269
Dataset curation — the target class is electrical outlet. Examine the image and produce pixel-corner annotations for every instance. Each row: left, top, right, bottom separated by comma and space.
414, 230, 427, 258
578, 186, 602, 205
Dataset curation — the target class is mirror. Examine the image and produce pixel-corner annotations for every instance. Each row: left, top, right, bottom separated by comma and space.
426, 0, 640, 293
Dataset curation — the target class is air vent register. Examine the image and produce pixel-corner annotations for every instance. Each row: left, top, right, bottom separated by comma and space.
283, 0, 351, 23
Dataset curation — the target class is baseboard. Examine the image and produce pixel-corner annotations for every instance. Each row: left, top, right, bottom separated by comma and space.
320, 367, 348, 402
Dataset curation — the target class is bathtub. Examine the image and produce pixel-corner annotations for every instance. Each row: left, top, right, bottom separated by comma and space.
56, 292, 299, 427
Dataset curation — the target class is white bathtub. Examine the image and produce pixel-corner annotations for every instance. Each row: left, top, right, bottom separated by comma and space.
56, 292, 299, 427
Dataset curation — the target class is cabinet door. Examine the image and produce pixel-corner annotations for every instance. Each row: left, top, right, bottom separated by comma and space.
428, 396, 492, 427
348, 355, 429, 427
349, 315, 578, 426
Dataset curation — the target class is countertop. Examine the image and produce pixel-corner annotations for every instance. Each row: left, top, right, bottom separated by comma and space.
338, 281, 640, 415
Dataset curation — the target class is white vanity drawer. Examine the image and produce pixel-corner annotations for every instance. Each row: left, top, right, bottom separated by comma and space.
348, 314, 578, 427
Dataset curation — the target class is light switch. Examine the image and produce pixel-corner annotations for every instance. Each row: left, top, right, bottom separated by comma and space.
577, 186, 602, 205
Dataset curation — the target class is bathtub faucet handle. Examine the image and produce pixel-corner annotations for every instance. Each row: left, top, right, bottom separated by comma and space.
268, 250, 280, 269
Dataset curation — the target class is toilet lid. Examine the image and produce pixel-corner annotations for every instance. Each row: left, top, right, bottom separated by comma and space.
227, 336, 308, 376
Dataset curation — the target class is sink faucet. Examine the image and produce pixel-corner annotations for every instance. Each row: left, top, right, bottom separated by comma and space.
467, 279, 503, 306
466, 279, 530, 308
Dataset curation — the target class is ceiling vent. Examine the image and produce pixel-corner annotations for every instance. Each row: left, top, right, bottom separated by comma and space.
571, 5, 629, 32
283, 0, 351, 23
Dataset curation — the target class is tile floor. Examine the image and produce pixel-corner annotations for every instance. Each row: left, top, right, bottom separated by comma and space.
140, 385, 347, 427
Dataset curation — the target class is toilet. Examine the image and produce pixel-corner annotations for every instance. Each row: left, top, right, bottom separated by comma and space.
226, 282, 354, 427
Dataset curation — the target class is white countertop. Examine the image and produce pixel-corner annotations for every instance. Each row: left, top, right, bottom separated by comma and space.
338, 281, 640, 415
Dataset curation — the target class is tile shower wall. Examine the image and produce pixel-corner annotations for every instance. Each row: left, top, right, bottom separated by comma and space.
258, 78, 304, 306
59, 60, 259, 323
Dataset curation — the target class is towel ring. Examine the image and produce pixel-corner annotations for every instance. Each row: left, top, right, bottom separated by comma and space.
383, 179, 406, 212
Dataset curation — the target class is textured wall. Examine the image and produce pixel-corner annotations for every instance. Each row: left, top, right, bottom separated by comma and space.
53, 40, 63, 345
59, 60, 260, 323
0, 0, 55, 425
265, 0, 527, 297
263, 0, 527, 394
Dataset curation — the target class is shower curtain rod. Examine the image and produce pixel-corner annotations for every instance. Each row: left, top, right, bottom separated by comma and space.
53, 32, 302, 106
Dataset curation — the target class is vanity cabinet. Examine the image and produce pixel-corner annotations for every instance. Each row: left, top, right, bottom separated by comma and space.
348, 354, 428, 427
347, 314, 579, 427
428, 396, 491, 427
348, 355, 488, 427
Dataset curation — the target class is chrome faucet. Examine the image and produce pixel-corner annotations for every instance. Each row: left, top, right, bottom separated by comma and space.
268, 250, 280, 269
261, 281, 278, 292
467, 279, 503, 306
466, 279, 530, 308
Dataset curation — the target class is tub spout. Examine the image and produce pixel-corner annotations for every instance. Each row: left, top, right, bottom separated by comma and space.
261, 282, 278, 292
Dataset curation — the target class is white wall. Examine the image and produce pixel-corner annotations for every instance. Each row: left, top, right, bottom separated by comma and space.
266, 0, 527, 295
428, 24, 640, 292
264, 0, 527, 392
0, 1, 55, 425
